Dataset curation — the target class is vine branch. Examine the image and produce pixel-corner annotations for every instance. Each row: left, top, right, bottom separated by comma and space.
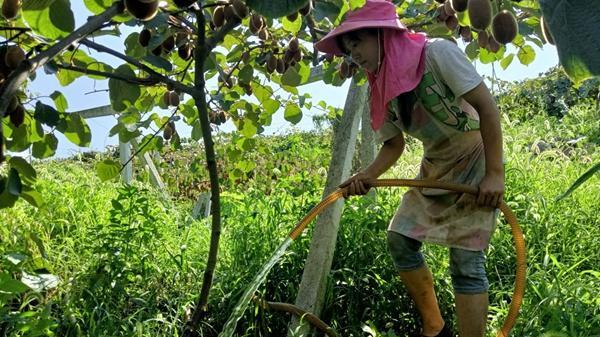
78, 38, 197, 97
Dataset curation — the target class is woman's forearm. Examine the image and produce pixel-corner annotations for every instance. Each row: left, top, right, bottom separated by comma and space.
479, 106, 504, 175
364, 135, 405, 178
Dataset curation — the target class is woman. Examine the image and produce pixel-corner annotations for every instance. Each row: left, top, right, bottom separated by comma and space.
314, 1, 505, 336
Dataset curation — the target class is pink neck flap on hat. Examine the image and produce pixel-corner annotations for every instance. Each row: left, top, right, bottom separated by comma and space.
367, 29, 427, 131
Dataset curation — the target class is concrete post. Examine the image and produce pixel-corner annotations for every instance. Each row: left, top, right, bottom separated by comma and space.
358, 103, 377, 202
119, 141, 133, 184
288, 79, 367, 336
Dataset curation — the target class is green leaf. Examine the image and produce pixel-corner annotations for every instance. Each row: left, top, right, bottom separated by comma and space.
124, 32, 147, 59
540, 0, 600, 84
0, 272, 30, 294
34, 102, 60, 127
143, 55, 173, 72
56, 67, 82, 86
8, 157, 36, 186
282, 14, 302, 34
313, 1, 339, 21
109, 64, 141, 112
62, 114, 92, 147
191, 120, 203, 141
464, 41, 479, 60
32, 134, 58, 159
349, 0, 367, 10
263, 99, 280, 115
7, 168, 22, 197
284, 103, 302, 124
21, 186, 45, 208
84, 0, 112, 14
500, 53, 514, 70
281, 66, 302, 86
23, 0, 75, 40
246, 0, 309, 18
238, 65, 254, 84
95, 159, 120, 182
517, 45, 535, 66
556, 162, 600, 201
50, 91, 68, 111
240, 119, 258, 138
252, 83, 272, 103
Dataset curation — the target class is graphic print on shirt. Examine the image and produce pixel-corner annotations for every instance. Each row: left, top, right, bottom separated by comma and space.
414, 72, 480, 132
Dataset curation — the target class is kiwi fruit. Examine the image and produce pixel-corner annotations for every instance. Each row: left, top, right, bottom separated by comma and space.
4, 45, 25, 69
139, 29, 151, 47
492, 10, 518, 44
459, 25, 472, 42
163, 123, 173, 140
163, 91, 172, 106
1, 0, 20, 20
231, 0, 249, 19
9, 104, 24, 127
286, 12, 298, 22
266, 54, 277, 73
276, 58, 285, 74
339, 61, 351, 79
242, 83, 253, 95
169, 91, 180, 106
445, 15, 458, 31
213, 6, 225, 28
436, 5, 449, 22
151, 44, 162, 56
540, 16, 555, 45
299, 1, 312, 16
258, 28, 269, 41
444, 1, 456, 16
250, 14, 264, 34
241, 51, 250, 63
477, 30, 488, 48
7, 96, 18, 114
289, 37, 299, 52
250, 13, 265, 34
175, 31, 188, 46
178, 43, 193, 60
162, 35, 175, 52
293, 49, 302, 62
173, 0, 195, 8
451, 0, 468, 12
487, 35, 500, 53
124, 0, 159, 22
223, 5, 235, 22
467, 0, 492, 31
218, 111, 227, 124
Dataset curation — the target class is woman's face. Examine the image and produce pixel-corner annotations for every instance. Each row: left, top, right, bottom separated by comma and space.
341, 30, 382, 73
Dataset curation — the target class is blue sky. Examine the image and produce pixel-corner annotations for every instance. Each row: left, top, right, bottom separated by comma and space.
23, 2, 559, 158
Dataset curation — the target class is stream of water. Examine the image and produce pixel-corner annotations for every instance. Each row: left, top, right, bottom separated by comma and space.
218, 237, 294, 337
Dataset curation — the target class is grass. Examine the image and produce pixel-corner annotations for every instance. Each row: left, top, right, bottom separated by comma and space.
1, 98, 599, 336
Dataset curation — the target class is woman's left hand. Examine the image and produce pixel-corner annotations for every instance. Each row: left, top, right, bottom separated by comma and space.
477, 172, 505, 208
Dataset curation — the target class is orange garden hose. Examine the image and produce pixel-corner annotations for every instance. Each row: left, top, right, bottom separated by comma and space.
287, 179, 525, 337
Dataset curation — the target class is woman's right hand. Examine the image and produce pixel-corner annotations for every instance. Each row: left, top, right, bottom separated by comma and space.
338, 171, 375, 198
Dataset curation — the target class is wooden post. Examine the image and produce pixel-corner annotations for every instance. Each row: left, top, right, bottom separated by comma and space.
288, 79, 367, 336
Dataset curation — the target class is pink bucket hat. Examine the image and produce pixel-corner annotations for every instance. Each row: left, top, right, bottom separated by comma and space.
314, 0, 407, 55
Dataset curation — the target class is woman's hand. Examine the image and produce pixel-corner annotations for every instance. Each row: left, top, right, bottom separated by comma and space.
339, 171, 375, 198
477, 171, 505, 208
